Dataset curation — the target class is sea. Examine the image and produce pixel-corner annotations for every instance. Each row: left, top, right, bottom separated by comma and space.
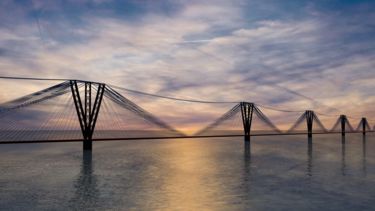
0, 133, 374, 210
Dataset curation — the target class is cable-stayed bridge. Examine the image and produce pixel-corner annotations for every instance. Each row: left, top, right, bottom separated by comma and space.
0, 78, 374, 151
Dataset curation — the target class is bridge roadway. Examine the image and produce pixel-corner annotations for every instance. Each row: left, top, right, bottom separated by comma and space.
0, 131, 372, 144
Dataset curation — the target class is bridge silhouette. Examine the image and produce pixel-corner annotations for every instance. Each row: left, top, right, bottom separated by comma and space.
0, 78, 373, 151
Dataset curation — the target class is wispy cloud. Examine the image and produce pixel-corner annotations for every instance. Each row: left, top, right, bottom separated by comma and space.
0, 0, 375, 132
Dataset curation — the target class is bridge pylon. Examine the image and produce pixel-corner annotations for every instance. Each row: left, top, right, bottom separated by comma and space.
340, 115, 348, 136
305, 110, 314, 138
361, 117, 368, 135
240, 102, 254, 142
70, 80, 105, 151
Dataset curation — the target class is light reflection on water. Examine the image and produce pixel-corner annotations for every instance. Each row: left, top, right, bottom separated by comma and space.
0, 134, 375, 210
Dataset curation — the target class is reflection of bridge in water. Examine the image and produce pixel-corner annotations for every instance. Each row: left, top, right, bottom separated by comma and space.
0, 78, 374, 151
306, 135, 368, 177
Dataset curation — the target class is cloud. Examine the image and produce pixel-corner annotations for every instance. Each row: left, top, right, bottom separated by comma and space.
0, 0, 375, 132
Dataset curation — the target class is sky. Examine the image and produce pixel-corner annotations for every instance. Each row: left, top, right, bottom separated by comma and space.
0, 0, 375, 133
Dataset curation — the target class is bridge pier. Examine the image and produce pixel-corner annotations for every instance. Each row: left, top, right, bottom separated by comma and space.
361, 117, 367, 135
83, 138, 92, 151
305, 110, 314, 138
240, 102, 254, 142
340, 115, 347, 136
70, 80, 105, 151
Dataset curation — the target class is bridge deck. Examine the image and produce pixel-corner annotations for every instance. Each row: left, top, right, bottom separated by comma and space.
0, 131, 372, 144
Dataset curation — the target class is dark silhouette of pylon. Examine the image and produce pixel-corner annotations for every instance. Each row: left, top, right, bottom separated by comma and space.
359, 117, 370, 135
240, 102, 254, 142
340, 115, 350, 136
330, 114, 354, 136
288, 110, 326, 138
305, 110, 314, 138
70, 80, 105, 151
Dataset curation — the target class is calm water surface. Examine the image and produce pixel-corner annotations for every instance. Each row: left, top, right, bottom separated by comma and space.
0, 134, 375, 210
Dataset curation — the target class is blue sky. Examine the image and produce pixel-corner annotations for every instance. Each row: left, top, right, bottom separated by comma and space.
0, 0, 375, 131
